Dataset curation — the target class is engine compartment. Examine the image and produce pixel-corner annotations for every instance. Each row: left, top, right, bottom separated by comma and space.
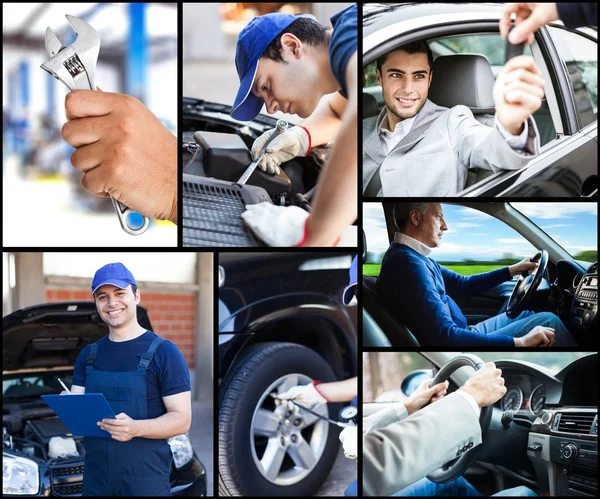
3, 400, 84, 463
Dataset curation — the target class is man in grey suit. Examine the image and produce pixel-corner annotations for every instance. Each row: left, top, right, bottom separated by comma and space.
363, 41, 545, 197
361, 362, 536, 497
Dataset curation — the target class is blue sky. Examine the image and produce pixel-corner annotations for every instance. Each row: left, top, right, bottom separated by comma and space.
364, 203, 597, 261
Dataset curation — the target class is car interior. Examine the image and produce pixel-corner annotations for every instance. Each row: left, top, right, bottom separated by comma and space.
363, 33, 558, 191
363, 352, 598, 497
362, 202, 598, 348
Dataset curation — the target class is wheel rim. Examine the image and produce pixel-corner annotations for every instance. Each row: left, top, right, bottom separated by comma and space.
250, 373, 329, 486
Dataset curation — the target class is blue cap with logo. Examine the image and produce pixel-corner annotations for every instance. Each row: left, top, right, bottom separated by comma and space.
231, 12, 316, 121
342, 255, 358, 305
92, 263, 137, 296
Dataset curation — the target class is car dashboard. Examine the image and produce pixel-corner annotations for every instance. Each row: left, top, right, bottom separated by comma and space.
495, 372, 551, 422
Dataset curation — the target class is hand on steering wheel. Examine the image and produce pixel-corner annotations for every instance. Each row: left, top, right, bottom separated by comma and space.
426, 355, 504, 483
506, 250, 548, 318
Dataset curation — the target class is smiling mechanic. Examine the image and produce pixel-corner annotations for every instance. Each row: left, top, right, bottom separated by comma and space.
376, 203, 579, 347
231, 5, 357, 246
363, 41, 544, 197
68, 263, 191, 496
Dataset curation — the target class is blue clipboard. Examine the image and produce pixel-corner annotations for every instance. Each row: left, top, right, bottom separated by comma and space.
41, 393, 117, 438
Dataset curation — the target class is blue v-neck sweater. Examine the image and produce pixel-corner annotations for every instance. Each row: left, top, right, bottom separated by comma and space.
376, 243, 514, 346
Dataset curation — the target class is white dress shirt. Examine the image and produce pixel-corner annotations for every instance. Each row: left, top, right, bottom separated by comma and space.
394, 232, 431, 257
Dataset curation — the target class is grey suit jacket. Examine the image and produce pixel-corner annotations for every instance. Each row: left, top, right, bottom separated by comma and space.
363, 393, 481, 497
363, 100, 541, 196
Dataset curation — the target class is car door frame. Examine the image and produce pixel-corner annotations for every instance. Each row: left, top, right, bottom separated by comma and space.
363, 12, 598, 198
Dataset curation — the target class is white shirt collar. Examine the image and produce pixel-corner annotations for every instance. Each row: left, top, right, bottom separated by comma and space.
377, 112, 417, 137
394, 232, 431, 256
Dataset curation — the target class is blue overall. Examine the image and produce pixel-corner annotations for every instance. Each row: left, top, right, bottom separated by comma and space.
82, 336, 173, 496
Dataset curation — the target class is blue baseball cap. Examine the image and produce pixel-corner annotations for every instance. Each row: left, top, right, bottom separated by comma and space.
231, 12, 316, 121
92, 263, 137, 296
343, 255, 358, 305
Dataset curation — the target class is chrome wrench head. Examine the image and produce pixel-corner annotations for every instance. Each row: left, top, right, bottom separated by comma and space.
41, 15, 100, 91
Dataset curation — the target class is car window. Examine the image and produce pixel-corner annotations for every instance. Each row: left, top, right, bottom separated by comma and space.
3, 374, 72, 399
471, 352, 595, 374
547, 27, 597, 129
363, 351, 431, 403
511, 202, 598, 262
364, 203, 538, 277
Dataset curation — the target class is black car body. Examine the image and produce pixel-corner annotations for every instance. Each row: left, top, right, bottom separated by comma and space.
2, 303, 206, 497
363, 3, 597, 197
218, 252, 358, 496
182, 99, 330, 247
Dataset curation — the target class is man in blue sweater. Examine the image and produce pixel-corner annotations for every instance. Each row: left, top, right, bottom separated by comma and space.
376, 203, 578, 347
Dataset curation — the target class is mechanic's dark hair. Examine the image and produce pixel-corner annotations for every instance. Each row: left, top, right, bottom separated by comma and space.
261, 17, 329, 64
376, 41, 434, 73
393, 203, 430, 232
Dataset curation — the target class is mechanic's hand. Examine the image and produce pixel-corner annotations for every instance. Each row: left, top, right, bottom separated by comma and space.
493, 55, 545, 136
500, 3, 560, 45
97, 412, 139, 442
515, 326, 556, 347
509, 256, 539, 276
339, 426, 357, 460
251, 126, 309, 175
242, 202, 309, 247
459, 362, 507, 407
277, 382, 328, 409
62, 90, 177, 224
404, 378, 449, 415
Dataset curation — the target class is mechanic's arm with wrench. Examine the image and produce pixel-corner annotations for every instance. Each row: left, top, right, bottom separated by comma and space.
62, 90, 178, 225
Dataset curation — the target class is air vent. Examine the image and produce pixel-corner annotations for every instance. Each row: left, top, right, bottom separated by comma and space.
557, 413, 596, 435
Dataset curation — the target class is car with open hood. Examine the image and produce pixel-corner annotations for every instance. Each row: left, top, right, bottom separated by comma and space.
182, 99, 331, 247
2, 302, 206, 497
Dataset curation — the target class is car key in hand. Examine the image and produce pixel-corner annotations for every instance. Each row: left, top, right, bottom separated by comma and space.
505, 22, 525, 62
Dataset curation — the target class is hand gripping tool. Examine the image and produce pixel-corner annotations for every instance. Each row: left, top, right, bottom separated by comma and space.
41, 15, 150, 236
237, 119, 288, 185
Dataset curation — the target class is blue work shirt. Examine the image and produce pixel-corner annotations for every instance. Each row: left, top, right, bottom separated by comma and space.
72, 330, 191, 419
329, 4, 357, 99
376, 243, 514, 347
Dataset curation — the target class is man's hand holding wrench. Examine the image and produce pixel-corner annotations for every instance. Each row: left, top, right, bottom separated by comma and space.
42, 15, 177, 233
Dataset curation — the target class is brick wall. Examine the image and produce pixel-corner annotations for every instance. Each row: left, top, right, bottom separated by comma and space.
45, 289, 197, 368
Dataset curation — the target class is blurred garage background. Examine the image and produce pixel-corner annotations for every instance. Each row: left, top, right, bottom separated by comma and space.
3, 252, 214, 495
183, 2, 353, 121
2, 3, 178, 247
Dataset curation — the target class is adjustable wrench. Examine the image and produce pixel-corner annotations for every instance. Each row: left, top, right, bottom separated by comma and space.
237, 119, 288, 185
41, 15, 150, 236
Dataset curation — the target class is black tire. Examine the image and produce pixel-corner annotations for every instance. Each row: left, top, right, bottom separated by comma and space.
218, 342, 341, 496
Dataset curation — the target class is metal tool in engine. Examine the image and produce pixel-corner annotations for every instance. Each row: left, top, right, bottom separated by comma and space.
270, 393, 356, 428
237, 119, 288, 185
183, 142, 202, 172
41, 15, 150, 236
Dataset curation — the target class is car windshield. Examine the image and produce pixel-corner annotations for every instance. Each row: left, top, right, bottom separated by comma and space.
469, 352, 595, 375
3, 373, 74, 399
511, 203, 598, 263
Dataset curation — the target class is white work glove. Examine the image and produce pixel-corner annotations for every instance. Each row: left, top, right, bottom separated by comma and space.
242, 202, 309, 247
251, 126, 310, 175
339, 426, 357, 460
277, 382, 328, 409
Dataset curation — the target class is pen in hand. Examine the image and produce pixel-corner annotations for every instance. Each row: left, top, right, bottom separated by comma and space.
58, 378, 72, 395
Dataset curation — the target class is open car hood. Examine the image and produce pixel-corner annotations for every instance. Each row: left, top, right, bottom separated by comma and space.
2, 302, 152, 371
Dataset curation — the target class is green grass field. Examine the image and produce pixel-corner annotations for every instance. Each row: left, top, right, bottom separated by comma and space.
363, 264, 504, 277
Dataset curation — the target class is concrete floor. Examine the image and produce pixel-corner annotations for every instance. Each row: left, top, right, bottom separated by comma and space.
316, 447, 357, 496
189, 400, 214, 496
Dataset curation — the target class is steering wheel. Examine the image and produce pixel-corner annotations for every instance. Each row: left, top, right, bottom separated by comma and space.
426, 354, 492, 484
506, 250, 548, 319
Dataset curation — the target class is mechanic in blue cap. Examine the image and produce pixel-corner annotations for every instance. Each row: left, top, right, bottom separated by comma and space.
65, 263, 192, 496
232, 5, 357, 247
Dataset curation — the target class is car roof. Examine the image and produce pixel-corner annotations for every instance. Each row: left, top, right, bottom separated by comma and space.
363, 2, 505, 38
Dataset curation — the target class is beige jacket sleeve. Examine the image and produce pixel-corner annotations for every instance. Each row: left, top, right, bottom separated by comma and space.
363, 392, 482, 497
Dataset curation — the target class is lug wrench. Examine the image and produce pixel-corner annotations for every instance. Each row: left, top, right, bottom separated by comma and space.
270, 393, 355, 428
237, 119, 288, 185
41, 15, 150, 236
